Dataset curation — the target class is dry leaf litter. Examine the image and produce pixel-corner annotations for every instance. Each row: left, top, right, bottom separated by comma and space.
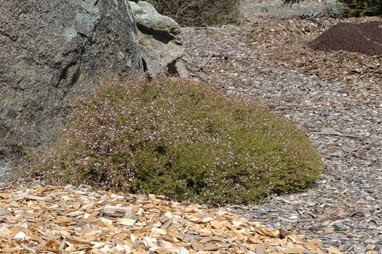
1, 1, 381, 253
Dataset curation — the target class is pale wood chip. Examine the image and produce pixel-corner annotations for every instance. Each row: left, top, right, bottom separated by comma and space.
0, 184, 340, 253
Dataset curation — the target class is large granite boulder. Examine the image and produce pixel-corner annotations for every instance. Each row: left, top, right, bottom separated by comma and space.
129, 1, 189, 78
0, 0, 143, 175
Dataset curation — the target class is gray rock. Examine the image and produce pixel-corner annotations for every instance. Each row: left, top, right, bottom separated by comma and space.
0, 0, 142, 168
129, 1, 188, 78
138, 30, 185, 77
129, 1, 181, 42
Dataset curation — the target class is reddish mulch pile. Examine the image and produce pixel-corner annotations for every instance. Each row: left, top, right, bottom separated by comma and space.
309, 21, 382, 56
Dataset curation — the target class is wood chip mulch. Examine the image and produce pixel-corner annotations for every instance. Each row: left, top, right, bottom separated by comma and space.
1, 1, 381, 254
0, 183, 339, 253
244, 16, 382, 86
180, 3, 381, 253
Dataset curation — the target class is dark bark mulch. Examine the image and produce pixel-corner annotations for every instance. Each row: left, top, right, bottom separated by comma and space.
308, 21, 382, 56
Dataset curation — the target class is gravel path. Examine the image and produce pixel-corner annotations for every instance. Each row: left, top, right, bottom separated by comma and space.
180, 9, 382, 253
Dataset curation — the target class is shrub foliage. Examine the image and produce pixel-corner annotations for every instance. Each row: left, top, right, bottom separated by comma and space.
283, 0, 382, 17
338, 0, 382, 16
20, 76, 322, 204
134, 0, 241, 26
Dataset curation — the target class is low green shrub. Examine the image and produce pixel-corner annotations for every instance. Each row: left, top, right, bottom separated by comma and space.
337, 0, 382, 17
133, 0, 241, 26
283, 0, 382, 17
321, 2, 350, 18
300, 2, 349, 19
282, 0, 304, 6
19, 76, 322, 205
